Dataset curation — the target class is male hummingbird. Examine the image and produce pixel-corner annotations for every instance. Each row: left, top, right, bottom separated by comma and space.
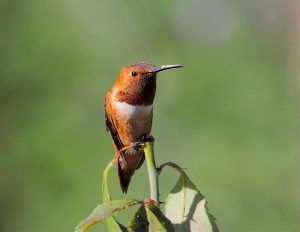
104, 62, 183, 193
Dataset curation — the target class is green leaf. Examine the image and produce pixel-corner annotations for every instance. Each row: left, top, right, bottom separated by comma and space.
145, 205, 174, 232
102, 160, 115, 202
74, 200, 137, 232
106, 218, 128, 232
163, 162, 219, 232
102, 160, 128, 231
128, 205, 148, 232
128, 205, 174, 232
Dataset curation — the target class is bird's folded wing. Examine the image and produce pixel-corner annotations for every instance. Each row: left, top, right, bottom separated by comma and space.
104, 96, 124, 151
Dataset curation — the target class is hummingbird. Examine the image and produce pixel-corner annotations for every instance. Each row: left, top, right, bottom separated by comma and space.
104, 62, 183, 193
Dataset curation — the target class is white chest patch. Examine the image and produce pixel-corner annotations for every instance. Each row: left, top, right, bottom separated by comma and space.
113, 101, 153, 117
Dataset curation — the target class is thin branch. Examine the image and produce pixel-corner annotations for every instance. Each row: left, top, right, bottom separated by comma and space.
143, 142, 160, 207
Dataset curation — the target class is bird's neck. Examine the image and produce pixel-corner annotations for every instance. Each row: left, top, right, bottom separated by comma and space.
114, 78, 156, 106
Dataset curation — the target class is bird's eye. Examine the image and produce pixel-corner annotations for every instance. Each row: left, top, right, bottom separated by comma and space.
130, 71, 138, 77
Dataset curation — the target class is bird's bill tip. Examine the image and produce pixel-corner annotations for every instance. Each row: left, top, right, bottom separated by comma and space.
155, 64, 184, 73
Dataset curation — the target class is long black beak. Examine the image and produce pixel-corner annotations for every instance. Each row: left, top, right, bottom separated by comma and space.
154, 64, 183, 73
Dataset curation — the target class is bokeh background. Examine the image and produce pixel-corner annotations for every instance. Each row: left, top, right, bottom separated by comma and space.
1, 0, 299, 231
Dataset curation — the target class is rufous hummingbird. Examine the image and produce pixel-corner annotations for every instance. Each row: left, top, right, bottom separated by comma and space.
104, 62, 183, 193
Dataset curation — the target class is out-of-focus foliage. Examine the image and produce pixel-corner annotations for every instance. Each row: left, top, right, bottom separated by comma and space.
0, 0, 299, 231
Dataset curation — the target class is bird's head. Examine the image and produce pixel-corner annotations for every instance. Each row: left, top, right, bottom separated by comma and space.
112, 62, 183, 105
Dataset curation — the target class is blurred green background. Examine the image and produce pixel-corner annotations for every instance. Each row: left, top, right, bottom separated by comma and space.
1, 0, 299, 231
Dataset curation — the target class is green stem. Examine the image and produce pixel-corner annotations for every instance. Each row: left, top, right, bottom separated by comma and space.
143, 141, 159, 207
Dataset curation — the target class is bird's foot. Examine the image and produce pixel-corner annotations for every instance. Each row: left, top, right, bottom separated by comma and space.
130, 141, 144, 151
128, 135, 154, 151
141, 134, 155, 143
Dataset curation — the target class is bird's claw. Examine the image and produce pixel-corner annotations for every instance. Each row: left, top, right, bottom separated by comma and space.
130, 141, 144, 151
141, 134, 155, 143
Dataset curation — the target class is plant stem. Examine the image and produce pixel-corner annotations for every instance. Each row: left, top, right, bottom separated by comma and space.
143, 141, 159, 207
